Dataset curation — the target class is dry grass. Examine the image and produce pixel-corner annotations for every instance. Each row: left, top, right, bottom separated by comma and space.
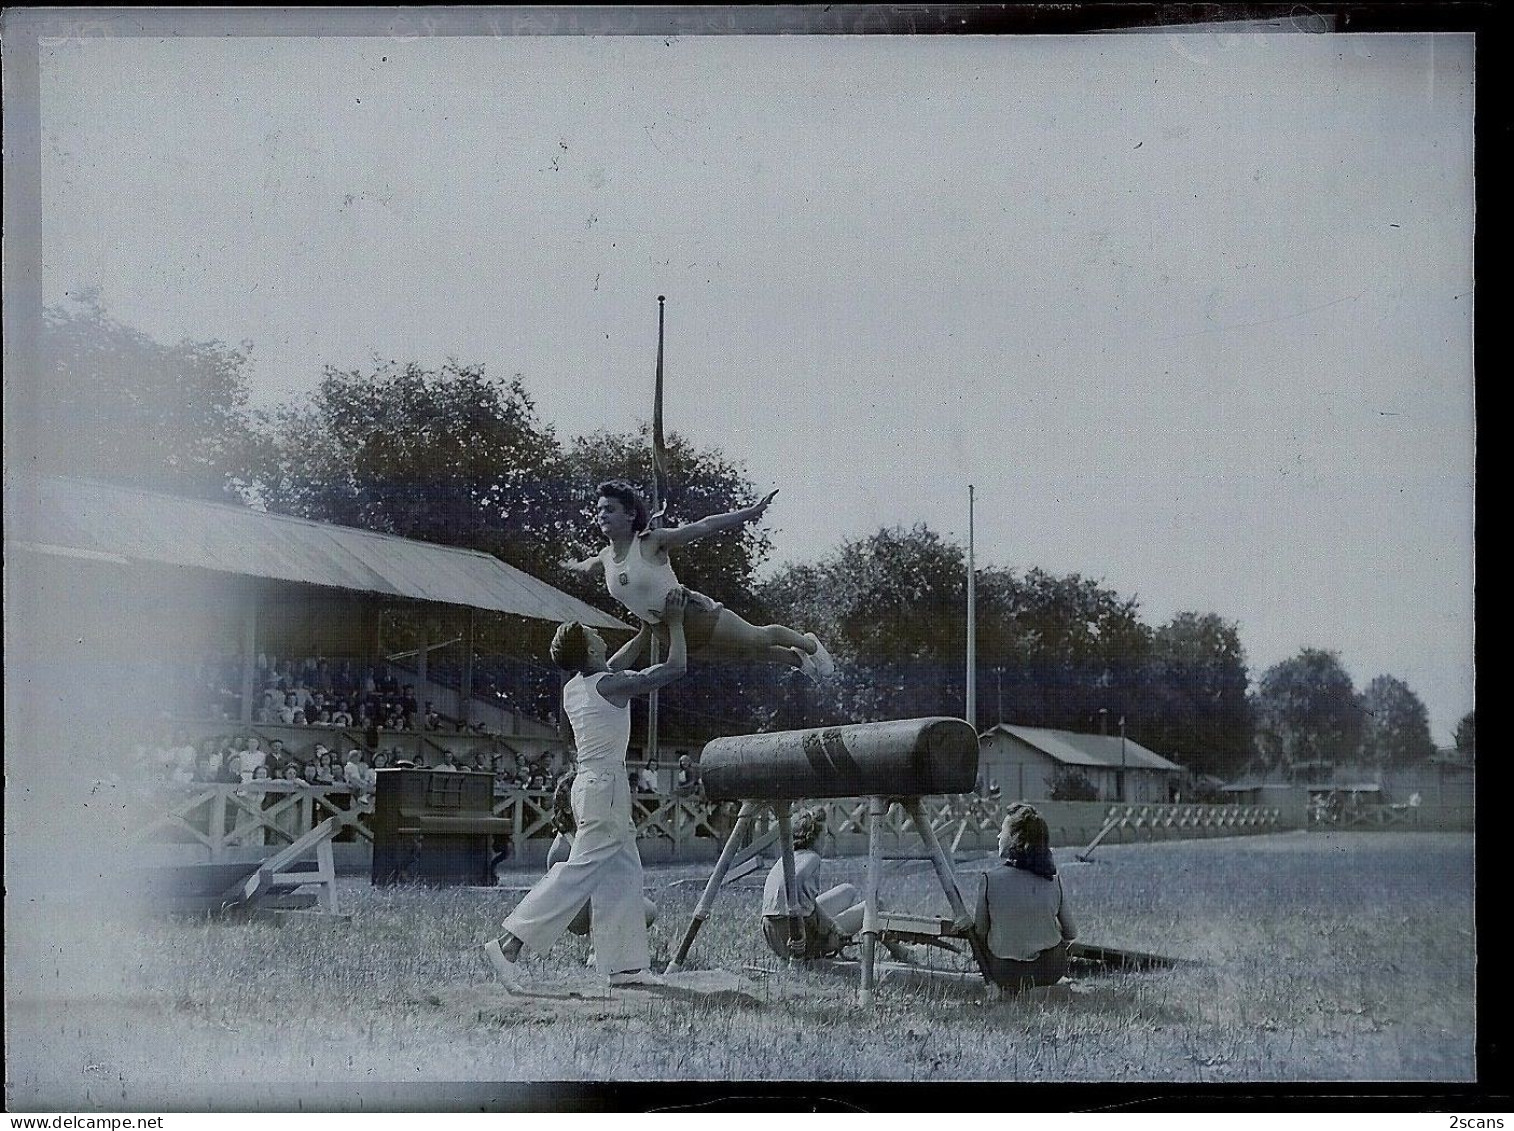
4, 830, 1475, 1108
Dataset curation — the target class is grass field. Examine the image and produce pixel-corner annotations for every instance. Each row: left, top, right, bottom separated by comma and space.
4, 829, 1475, 1108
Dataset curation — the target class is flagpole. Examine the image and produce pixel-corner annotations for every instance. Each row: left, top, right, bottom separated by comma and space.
647, 296, 666, 767
967, 484, 976, 732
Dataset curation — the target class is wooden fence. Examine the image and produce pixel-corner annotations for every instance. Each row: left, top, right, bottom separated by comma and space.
126, 784, 1289, 863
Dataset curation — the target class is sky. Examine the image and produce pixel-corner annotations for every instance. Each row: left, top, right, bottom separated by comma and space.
31, 26, 1474, 744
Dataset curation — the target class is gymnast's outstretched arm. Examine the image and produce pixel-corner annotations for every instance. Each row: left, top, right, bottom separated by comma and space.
650, 490, 778, 550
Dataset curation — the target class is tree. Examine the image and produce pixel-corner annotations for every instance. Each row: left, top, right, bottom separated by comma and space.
1139, 612, 1253, 779
977, 566, 1150, 734
1049, 767, 1099, 802
31, 292, 255, 498
758, 527, 1156, 732
1251, 649, 1363, 770
248, 361, 573, 578
1357, 675, 1436, 768
759, 524, 969, 723
1454, 710, 1475, 758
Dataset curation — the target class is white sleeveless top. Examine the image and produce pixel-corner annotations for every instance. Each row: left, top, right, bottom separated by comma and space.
602, 533, 680, 623
562, 671, 631, 768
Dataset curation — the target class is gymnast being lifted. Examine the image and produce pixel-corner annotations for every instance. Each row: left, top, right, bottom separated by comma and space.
560, 479, 836, 683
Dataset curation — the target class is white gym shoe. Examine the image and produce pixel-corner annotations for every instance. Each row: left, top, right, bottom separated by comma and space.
805, 633, 835, 680
482, 937, 524, 990
608, 968, 666, 988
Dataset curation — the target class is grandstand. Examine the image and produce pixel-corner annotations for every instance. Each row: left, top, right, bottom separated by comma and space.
6, 473, 630, 762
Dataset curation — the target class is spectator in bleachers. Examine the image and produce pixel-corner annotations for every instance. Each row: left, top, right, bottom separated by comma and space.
423, 703, 443, 731
400, 685, 419, 721
301, 761, 321, 786
636, 760, 660, 793
343, 749, 371, 800
169, 744, 197, 784
265, 738, 289, 774
237, 735, 266, 775
278, 692, 300, 725
674, 754, 701, 799
254, 690, 278, 724
315, 749, 338, 785
331, 701, 353, 728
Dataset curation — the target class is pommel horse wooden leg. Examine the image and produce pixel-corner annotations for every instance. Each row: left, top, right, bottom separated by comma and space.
859, 795, 887, 1007
902, 797, 994, 983
665, 800, 760, 974
774, 802, 806, 962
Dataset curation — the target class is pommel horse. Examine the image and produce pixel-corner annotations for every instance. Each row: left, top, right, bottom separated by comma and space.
664, 716, 987, 1006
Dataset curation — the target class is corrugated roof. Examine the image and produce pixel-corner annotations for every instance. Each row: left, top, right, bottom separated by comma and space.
8, 476, 630, 631
987, 723, 1186, 772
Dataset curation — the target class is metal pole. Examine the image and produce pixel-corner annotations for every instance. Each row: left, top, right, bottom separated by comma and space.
1120, 715, 1127, 803
966, 485, 976, 731
774, 802, 805, 961
646, 296, 666, 766
239, 592, 258, 725
859, 796, 887, 1007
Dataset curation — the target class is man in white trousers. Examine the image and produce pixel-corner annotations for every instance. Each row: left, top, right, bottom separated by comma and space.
483, 588, 686, 990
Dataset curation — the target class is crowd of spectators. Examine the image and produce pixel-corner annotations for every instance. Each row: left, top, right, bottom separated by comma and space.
167, 651, 554, 733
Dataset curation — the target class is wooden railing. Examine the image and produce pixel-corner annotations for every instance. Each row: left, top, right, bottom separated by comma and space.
1077, 802, 1282, 860
126, 782, 375, 860
127, 783, 1286, 862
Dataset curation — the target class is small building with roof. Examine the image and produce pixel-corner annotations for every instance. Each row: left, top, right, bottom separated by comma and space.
977, 722, 1187, 803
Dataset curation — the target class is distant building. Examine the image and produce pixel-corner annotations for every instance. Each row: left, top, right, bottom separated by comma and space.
977, 723, 1186, 803
1221, 753, 1473, 830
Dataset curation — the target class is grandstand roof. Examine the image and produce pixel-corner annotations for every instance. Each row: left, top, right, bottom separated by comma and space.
8, 475, 630, 630
984, 723, 1185, 772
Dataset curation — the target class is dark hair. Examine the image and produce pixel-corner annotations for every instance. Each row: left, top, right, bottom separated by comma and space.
550, 621, 590, 672
595, 480, 650, 533
791, 808, 825, 851
1000, 805, 1057, 879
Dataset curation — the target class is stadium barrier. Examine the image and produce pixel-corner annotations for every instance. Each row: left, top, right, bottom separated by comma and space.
127, 784, 1290, 866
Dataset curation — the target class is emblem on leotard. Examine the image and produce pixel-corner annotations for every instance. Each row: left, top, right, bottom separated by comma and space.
617, 572, 629, 586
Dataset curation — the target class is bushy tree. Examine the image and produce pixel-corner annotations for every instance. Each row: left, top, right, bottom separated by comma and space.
31, 292, 255, 498
1454, 710, 1475, 758
1139, 612, 1253, 778
248, 361, 573, 578
1251, 649, 1363, 770
758, 524, 968, 722
1049, 767, 1099, 801
978, 566, 1150, 734
1357, 675, 1436, 767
